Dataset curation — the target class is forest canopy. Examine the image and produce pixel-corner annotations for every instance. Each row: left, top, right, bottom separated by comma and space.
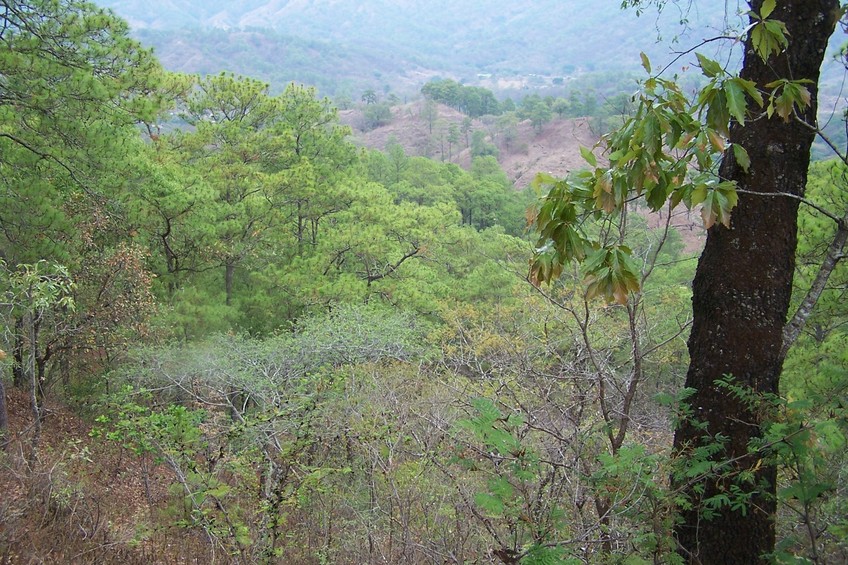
0, 1, 847, 564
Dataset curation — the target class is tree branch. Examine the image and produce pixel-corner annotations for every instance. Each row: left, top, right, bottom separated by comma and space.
782, 211, 848, 356
0, 132, 88, 190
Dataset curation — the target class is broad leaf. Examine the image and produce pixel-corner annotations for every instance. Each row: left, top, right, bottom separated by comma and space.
640, 51, 651, 74
707, 128, 726, 152
698, 182, 738, 229
583, 246, 641, 305
766, 79, 813, 122
733, 76, 764, 108
580, 145, 597, 167
696, 53, 723, 78
705, 89, 731, 138
751, 19, 789, 61
733, 144, 751, 173
724, 79, 748, 124
760, 0, 776, 19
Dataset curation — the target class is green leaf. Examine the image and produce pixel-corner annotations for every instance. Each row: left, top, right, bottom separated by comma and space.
697, 182, 738, 229
582, 246, 641, 304
724, 79, 748, 124
705, 89, 731, 138
645, 179, 669, 211
773, 88, 796, 121
642, 112, 661, 157
760, 0, 776, 19
696, 53, 724, 78
489, 477, 515, 500
732, 144, 751, 173
474, 492, 505, 516
734, 76, 764, 108
531, 172, 559, 194
765, 79, 813, 122
580, 145, 597, 167
640, 52, 651, 74
593, 171, 616, 213
521, 545, 576, 565
470, 397, 501, 424
751, 18, 789, 61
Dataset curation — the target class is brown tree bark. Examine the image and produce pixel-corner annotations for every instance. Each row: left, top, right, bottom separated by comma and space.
0, 372, 7, 450
12, 317, 25, 388
672, 2, 838, 563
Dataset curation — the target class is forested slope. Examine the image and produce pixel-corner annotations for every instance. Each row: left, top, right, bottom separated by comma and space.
0, 1, 846, 564
96, 0, 705, 75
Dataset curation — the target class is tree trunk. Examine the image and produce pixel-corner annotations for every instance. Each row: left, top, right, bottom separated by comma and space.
0, 377, 8, 451
672, 2, 838, 563
12, 317, 24, 388
27, 310, 42, 460
225, 260, 235, 306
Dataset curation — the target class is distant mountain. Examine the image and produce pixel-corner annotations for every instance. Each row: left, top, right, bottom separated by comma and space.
94, 1, 739, 91
131, 27, 432, 96
98, 1, 690, 71
93, 0, 845, 142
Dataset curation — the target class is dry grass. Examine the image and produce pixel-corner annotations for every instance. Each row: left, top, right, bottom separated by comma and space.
0, 388, 213, 564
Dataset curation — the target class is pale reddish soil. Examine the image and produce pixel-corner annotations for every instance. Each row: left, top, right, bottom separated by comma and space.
341, 101, 598, 189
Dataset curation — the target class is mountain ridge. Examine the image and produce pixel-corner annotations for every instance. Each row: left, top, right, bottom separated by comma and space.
96, 0, 726, 78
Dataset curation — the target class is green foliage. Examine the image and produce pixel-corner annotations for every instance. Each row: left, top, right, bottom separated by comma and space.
471, 130, 500, 159
2, 262, 76, 316
1, 260, 77, 398
456, 397, 561, 560
749, 0, 789, 62
528, 51, 755, 301
93, 304, 445, 559
582, 246, 641, 304
0, 0, 164, 264
518, 94, 553, 132
421, 79, 501, 118
4, 2, 846, 564
702, 371, 848, 562
521, 545, 579, 565
787, 158, 848, 351
362, 101, 393, 130
777, 165, 848, 559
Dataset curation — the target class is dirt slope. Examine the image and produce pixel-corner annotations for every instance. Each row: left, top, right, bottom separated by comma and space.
342, 101, 705, 253
340, 101, 599, 189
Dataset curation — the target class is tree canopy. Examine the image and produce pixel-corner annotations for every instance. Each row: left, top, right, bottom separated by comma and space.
1, 1, 847, 564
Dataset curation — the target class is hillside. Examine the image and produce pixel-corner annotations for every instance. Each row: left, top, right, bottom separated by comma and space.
341, 100, 600, 188
94, 0, 846, 145
95, 0, 741, 96
4, 2, 847, 563
131, 27, 441, 97
97, 0, 708, 72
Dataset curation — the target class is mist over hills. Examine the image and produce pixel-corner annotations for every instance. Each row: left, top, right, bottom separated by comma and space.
95, 0, 744, 95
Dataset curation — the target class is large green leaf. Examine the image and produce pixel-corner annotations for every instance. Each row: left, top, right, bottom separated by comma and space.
696, 53, 724, 78
724, 79, 748, 124
732, 144, 751, 173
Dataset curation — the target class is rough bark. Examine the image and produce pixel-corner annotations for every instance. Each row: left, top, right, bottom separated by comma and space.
0, 377, 8, 450
12, 317, 24, 388
672, 2, 838, 563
